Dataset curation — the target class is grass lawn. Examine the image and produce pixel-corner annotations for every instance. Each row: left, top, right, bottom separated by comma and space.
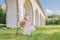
0, 25, 60, 40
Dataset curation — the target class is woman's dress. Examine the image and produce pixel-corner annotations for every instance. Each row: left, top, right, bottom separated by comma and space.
23, 15, 35, 35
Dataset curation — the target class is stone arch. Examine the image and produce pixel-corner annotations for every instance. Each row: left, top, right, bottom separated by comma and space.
35, 9, 39, 26
24, 0, 33, 24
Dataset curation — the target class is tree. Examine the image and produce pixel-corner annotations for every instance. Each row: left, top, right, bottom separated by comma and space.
0, 4, 6, 24
46, 15, 60, 25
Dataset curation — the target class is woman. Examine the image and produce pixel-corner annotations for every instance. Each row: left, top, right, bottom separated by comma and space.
23, 13, 36, 35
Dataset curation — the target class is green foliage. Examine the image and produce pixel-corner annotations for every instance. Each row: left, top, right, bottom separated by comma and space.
46, 15, 60, 25
0, 4, 6, 24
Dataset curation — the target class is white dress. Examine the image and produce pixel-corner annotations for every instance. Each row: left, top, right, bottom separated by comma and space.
23, 15, 35, 35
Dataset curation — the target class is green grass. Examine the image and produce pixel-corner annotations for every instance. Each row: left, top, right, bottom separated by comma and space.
0, 24, 5, 28
0, 25, 60, 40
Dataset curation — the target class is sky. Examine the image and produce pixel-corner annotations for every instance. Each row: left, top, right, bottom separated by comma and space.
40, 0, 60, 15
0, 0, 60, 15
0, 0, 6, 9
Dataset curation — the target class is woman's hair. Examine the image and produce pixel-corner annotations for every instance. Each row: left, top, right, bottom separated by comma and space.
20, 21, 25, 27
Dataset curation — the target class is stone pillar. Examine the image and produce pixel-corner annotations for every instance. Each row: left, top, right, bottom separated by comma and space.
6, 0, 17, 28
39, 13, 40, 26
18, 0, 25, 22
33, 9, 35, 26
